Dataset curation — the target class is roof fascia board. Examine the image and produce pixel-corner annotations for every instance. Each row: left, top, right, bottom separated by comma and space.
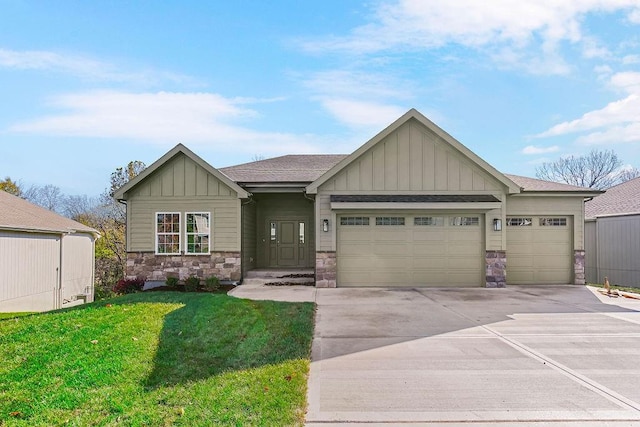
306, 108, 521, 194
114, 143, 249, 200
510, 191, 603, 197
330, 202, 502, 210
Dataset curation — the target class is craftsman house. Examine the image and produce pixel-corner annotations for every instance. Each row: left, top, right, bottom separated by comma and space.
115, 109, 600, 287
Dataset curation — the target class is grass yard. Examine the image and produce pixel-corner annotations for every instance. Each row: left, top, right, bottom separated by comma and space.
0, 292, 315, 426
590, 282, 640, 295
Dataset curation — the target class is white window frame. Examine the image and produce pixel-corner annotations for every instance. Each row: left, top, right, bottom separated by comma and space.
155, 212, 181, 255
185, 212, 211, 255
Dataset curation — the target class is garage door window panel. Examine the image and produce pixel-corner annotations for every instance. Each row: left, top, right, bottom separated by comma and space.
375, 217, 405, 226
540, 217, 567, 226
340, 216, 370, 226
414, 216, 444, 226
507, 217, 532, 226
450, 216, 479, 226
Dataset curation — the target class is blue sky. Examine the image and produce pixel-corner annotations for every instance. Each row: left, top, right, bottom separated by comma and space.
1, 1, 640, 196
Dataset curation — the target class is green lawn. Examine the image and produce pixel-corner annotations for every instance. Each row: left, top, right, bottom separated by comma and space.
0, 292, 315, 426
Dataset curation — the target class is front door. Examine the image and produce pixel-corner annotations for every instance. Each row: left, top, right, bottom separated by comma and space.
268, 219, 307, 267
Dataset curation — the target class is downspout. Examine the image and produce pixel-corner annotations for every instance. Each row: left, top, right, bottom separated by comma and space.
57, 233, 64, 310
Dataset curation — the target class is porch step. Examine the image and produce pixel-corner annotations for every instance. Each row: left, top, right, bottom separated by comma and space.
243, 268, 315, 286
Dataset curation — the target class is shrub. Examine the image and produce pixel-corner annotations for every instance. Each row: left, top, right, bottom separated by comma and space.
165, 276, 179, 287
184, 275, 200, 292
204, 276, 220, 292
113, 278, 145, 295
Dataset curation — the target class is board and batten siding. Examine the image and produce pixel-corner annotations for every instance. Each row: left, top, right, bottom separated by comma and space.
585, 220, 597, 283
506, 195, 585, 250
125, 153, 241, 252
586, 214, 640, 287
316, 120, 507, 251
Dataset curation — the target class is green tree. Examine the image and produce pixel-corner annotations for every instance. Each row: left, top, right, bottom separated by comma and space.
0, 176, 22, 196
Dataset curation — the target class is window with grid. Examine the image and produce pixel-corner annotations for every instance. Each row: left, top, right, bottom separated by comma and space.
506, 217, 532, 226
376, 216, 405, 226
449, 216, 479, 226
539, 217, 567, 226
414, 216, 444, 226
340, 216, 370, 226
156, 213, 181, 254
186, 212, 210, 254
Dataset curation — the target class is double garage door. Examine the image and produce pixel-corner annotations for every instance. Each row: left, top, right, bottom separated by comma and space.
337, 213, 484, 287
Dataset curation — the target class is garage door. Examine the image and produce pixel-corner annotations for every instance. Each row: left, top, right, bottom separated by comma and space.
337, 214, 484, 287
506, 216, 572, 284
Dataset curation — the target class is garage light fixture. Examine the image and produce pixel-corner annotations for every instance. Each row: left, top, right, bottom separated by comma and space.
493, 218, 502, 231
323, 219, 329, 232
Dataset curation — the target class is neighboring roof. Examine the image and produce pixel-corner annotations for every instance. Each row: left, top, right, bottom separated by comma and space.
220, 154, 347, 183
505, 174, 602, 193
114, 143, 249, 200
306, 108, 522, 195
330, 195, 501, 203
0, 190, 98, 235
585, 177, 640, 219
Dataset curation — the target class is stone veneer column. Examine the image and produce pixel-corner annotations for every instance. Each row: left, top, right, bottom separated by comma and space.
574, 250, 585, 285
485, 250, 507, 288
126, 251, 241, 282
316, 251, 337, 288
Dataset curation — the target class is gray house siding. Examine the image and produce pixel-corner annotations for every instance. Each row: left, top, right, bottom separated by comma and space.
586, 214, 640, 287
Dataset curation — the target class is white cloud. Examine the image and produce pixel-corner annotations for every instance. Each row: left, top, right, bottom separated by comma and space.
301, 0, 640, 75
622, 54, 640, 64
0, 48, 194, 85
318, 98, 406, 128
610, 71, 640, 94
522, 145, 560, 155
8, 91, 321, 154
537, 71, 640, 145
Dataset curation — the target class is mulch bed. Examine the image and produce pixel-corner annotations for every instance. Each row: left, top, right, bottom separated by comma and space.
144, 284, 236, 293
265, 281, 315, 287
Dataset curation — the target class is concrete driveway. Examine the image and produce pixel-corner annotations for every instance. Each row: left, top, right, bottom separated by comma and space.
306, 286, 640, 426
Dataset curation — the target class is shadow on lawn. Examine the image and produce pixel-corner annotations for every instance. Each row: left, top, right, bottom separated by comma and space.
140, 292, 314, 389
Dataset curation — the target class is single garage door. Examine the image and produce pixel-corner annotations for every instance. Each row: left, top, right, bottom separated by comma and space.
506, 216, 572, 284
337, 214, 484, 287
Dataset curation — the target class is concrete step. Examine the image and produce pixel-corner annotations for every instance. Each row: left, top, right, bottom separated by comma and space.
242, 277, 315, 286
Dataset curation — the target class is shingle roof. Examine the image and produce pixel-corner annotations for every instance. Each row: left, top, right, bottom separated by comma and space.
0, 190, 97, 235
220, 154, 347, 183
504, 174, 599, 192
585, 177, 640, 219
218, 155, 598, 195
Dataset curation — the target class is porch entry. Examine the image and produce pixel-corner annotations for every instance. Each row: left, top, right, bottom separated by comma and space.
267, 219, 308, 267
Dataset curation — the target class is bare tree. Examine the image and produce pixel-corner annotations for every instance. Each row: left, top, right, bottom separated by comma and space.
22, 184, 64, 212
536, 149, 637, 190
616, 167, 640, 184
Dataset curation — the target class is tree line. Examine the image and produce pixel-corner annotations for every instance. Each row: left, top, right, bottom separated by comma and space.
0, 161, 146, 299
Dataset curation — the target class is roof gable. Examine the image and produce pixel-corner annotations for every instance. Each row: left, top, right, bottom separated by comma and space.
0, 191, 98, 235
114, 144, 249, 200
306, 109, 521, 194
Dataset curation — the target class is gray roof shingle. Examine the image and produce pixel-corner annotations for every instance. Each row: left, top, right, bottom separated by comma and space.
504, 174, 598, 192
220, 154, 347, 183
0, 190, 97, 235
585, 177, 640, 219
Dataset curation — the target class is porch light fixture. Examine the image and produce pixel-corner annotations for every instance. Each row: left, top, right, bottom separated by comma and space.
493, 218, 502, 231
322, 219, 329, 232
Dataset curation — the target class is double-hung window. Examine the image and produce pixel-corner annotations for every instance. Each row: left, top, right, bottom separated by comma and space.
156, 213, 181, 254
156, 212, 211, 255
186, 212, 210, 254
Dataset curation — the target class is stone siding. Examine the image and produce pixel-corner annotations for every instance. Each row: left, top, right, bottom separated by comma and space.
316, 251, 337, 288
485, 250, 507, 288
126, 251, 241, 282
574, 250, 585, 285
